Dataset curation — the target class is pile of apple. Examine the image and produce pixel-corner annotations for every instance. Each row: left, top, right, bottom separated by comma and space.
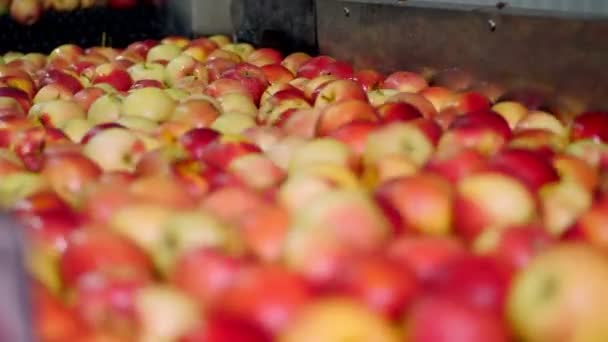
4, 0, 143, 26
2, 33, 608, 342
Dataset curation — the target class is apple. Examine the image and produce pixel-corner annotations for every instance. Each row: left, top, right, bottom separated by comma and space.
60, 118, 93, 143
314, 79, 367, 108
29, 99, 86, 128
200, 186, 267, 225
217, 92, 257, 117
39, 69, 84, 94
205, 78, 251, 100
171, 247, 245, 308
288, 137, 357, 173
571, 111, 608, 142
438, 110, 512, 156
146, 44, 182, 63
165, 54, 207, 87
499, 87, 550, 111
121, 87, 176, 122
405, 296, 509, 342
382, 71, 428, 93
33, 84, 74, 104
33, 284, 87, 342
450, 91, 492, 115
171, 98, 220, 128
578, 202, 608, 251
364, 122, 435, 168
10, 0, 42, 25
509, 129, 567, 157
333, 256, 419, 319
92, 63, 133, 92
246, 47, 283, 67
207, 49, 242, 63
428, 254, 509, 315
488, 148, 559, 192
127, 62, 166, 83
375, 172, 453, 236
0, 75, 36, 99
41, 152, 101, 205
161, 36, 190, 48
284, 190, 390, 285
516, 110, 567, 136
0, 86, 32, 113
87, 93, 123, 125
281, 52, 312, 75
352, 69, 385, 92
261, 64, 295, 84
221, 63, 269, 104
316, 99, 379, 136
553, 154, 599, 192
219, 264, 314, 334
508, 243, 608, 342
221, 43, 255, 60
71, 277, 146, 334
83, 127, 147, 172
491, 101, 528, 129
193, 134, 262, 170
235, 202, 288, 262
229, 152, 285, 190
258, 90, 312, 126
296, 55, 336, 79
426, 148, 488, 183
152, 209, 240, 273
377, 102, 423, 123
135, 285, 200, 341
385, 92, 438, 119
454, 172, 537, 241
181, 313, 271, 342
279, 298, 400, 342
51, 0, 79, 11
59, 228, 154, 288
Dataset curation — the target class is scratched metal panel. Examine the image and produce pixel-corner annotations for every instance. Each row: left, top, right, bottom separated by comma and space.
317, 0, 608, 109
352, 0, 608, 17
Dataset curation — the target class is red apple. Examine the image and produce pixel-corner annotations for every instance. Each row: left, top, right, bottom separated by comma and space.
92, 63, 133, 92
382, 71, 428, 93
219, 264, 314, 335
488, 148, 559, 192
490, 224, 554, 274
316, 99, 379, 136
246, 47, 283, 67
59, 229, 154, 288
453, 172, 536, 241
571, 111, 608, 143
328, 121, 380, 158
429, 255, 510, 315
405, 296, 509, 342
171, 247, 245, 308
377, 102, 423, 123
375, 173, 454, 236
352, 69, 385, 92
426, 148, 488, 183
333, 256, 419, 319
314, 79, 367, 108
181, 314, 270, 342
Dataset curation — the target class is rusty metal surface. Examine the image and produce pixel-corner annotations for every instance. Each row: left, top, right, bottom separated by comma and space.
231, 0, 318, 54
316, 0, 608, 109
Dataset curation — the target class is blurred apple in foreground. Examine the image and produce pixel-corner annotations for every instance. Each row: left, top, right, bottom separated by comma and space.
508, 243, 608, 342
